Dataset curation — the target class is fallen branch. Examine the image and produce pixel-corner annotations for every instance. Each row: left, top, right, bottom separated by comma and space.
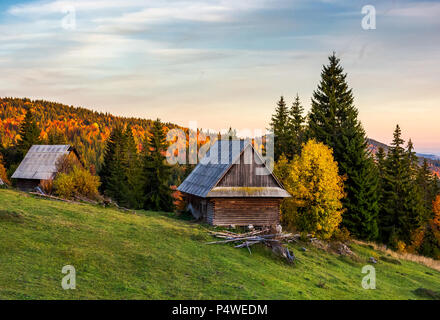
207, 229, 301, 263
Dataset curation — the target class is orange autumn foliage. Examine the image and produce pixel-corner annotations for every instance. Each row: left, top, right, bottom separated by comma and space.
433, 195, 440, 229
0, 153, 9, 185
171, 186, 186, 212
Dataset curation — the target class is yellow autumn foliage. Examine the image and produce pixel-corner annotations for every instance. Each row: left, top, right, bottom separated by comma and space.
274, 140, 346, 239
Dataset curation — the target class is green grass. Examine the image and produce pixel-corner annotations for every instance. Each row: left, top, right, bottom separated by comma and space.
0, 189, 439, 300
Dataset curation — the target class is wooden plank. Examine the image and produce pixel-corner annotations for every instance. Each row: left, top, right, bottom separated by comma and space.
211, 197, 281, 226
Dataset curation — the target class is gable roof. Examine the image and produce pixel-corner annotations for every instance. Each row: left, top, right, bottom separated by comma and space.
178, 140, 246, 197
177, 140, 290, 198
11, 145, 77, 180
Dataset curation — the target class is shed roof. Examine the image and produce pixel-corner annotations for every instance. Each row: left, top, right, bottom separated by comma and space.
11, 145, 76, 180
177, 140, 290, 198
178, 140, 246, 197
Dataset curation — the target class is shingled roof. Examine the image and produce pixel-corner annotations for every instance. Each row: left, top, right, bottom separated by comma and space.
11, 145, 78, 180
177, 140, 290, 198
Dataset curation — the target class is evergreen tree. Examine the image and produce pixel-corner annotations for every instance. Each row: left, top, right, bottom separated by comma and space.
16, 110, 41, 160
376, 147, 387, 179
417, 158, 438, 220
269, 96, 290, 161
380, 125, 407, 244
123, 125, 144, 209
142, 119, 174, 212
287, 94, 305, 157
376, 147, 387, 204
99, 125, 129, 205
380, 125, 424, 245
47, 128, 67, 145
307, 53, 379, 240
403, 139, 425, 241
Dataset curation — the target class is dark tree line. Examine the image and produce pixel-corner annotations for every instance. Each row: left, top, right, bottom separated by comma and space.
270, 53, 439, 257
99, 119, 174, 211
269, 94, 305, 161
377, 126, 439, 250
0, 109, 175, 212
1, 110, 42, 177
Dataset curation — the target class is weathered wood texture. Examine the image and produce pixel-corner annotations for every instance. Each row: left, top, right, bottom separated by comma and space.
211, 198, 280, 226
217, 147, 279, 188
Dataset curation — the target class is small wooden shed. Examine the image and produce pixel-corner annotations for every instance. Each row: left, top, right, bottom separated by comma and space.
178, 140, 291, 226
11, 145, 80, 191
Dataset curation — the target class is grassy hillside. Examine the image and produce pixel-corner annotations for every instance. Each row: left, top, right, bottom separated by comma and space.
0, 189, 439, 300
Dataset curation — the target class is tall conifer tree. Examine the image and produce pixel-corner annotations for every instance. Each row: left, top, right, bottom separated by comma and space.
16, 110, 41, 160
417, 159, 438, 220
123, 125, 144, 209
379, 125, 425, 245
307, 53, 379, 240
379, 125, 406, 244
402, 139, 425, 241
287, 94, 305, 157
99, 125, 129, 205
142, 119, 174, 212
269, 96, 290, 161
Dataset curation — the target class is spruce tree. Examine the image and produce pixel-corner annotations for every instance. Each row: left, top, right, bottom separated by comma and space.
287, 94, 305, 157
417, 159, 438, 220
376, 147, 387, 179
99, 125, 129, 205
380, 125, 406, 244
47, 128, 67, 145
269, 96, 290, 161
376, 147, 387, 204
142, 119, 174, 212
307, 53, 379, 240
123, 125, 144, 209
379, 125, 425, 245
402, 139, 424, 242
16, 110, 41, 160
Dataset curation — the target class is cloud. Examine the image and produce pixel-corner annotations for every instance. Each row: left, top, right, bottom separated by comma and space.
384, 1, 440, 18
8, 0, 146, 16
1, 0, 440, 152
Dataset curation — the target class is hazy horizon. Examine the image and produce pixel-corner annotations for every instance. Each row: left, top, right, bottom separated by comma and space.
1, 0, 439, 154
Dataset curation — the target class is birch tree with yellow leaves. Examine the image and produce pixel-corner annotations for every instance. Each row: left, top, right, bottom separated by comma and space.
275, 140, 346, 239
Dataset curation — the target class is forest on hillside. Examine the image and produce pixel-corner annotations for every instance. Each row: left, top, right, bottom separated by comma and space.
1, 54, 439, 260
0, 98, 181, 172
268, 54, 440, 259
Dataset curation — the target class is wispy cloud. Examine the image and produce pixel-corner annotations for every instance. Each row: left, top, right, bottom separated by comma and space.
1, 0, 439, 152
385, 1, 440, 18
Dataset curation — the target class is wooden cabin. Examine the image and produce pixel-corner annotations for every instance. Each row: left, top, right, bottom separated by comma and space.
12, 145, 80, 191
178, 140, 291, 227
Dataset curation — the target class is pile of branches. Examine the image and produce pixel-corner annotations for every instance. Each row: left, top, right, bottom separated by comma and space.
206, 229, 298, 263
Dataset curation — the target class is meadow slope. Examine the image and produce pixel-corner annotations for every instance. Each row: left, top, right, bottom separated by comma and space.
0, 189, 439, 300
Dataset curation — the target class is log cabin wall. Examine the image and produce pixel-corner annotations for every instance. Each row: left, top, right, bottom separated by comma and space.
16, 179, 40, 192
187, 195, 215, 223
217, 147, 279, 188
207, 200, 215, 225
187, 195, 203, 220
211, 198, 281, 226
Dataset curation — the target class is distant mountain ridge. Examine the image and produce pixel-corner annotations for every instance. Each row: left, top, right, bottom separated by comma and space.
417, 154, 440, 161
367, 138, 440, 177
